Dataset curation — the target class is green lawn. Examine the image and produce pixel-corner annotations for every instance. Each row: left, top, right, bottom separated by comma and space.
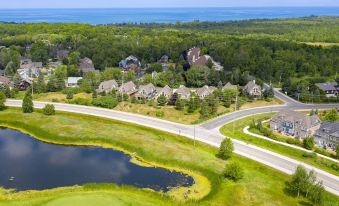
0, 108, 338, 206
220, 113, 339, 176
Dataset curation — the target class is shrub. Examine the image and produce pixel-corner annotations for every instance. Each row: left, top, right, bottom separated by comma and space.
302, 152, 317, 158
223, 162, 244, 181
70, 98, 91, 106
218, 138, 234, 160
42, 104, 55, 116
0, 92, 6, 111
92, 96, 118, 109
66, 91, 74, 100
22, 90, 34, 113
175, 99, 185, 110
155, 111, 165, 117
303, 137, 314, 150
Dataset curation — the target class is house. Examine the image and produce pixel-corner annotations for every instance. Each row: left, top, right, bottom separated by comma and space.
119, 56, 141, 71
18, 79, 32, 91
315, 82, 338, 97
196, 85, 217, 99
243, 80, 262, 98
175, 85, 191, 100
223, 82, 238, 91
66, 77, 83, 88
270, 110, 321, 139
155, 85, 173, 99
56, 49, 69, 60
79, 57, 96, 75
118, 81, 138, 95
0, 76, 10, 86
96, 80, 119, 94
187, 47, 224, 70
314, 122, 339, 150
136, 83, 157, 99
19, 58, 43, 79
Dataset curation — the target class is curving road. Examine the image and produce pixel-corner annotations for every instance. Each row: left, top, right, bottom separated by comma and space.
5, 91, 339, 196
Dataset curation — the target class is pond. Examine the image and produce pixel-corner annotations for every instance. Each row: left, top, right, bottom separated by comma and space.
0, 128, 194, 191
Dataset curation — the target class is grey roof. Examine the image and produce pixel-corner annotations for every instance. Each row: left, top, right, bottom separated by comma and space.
156, 85, 173, 97
67, 77, 83, 84
223, 82, 237, 90
315, 82, 338, 92
196, 85, 216, 98
138, 83, 156, 96
20, 59, 43, 70
272, 110, 321, 130
244, 80, 261, 93
0, 76, 10, 85
119, 55, 141, 69
79, 57, 95, 73
119, 81, 137, 94
97, 80, 119, 93
318, 122, 339, 137
175, 85, 191, 98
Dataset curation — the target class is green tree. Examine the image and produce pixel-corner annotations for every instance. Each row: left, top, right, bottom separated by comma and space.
66, 91, 74, 100
157, 94, 167, 106
223, 162, 244, 181
22, 90, 34, 113
0, 92, 6, 111
185, 65, 210, 87
218, 138, 234, 160
187, 94, 199, 113
36, 72, 46, 94
308, 182, 324, 205
175, 99, 185, 111
336, 144, 339, 159
289, 166, 308, 197
68, 51, 80, 65
4, 61, 17, 76
42, 104, 55, 116
324, 109, 338, 122
30, 41, 49, 64
303, 137, 314, 150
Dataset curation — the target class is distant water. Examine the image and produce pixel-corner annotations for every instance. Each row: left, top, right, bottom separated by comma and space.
0, 7, 338, 24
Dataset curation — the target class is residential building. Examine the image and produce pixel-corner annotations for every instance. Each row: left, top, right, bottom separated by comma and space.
315, 82, 338, 97
243, 80, 262, 98
79, 57, 96, 75
314, 122, 339, 150
155, 85, 173, 99
96, 80, 119, 94
56, 49, 69, 60
19, 58, 43, 79
196, 85, 217, 99
66, 77, 83, 88
187, 47, 223, 70
0, 76, 10, 86
159, 55, 169, 64
175, 85, 191, 100
270, 110, 321, 139
119, 56, 141, 71
223, 82, 238, 91
136, 83, 157, 99
18, 79, 32, 91
118, 81, 138, 95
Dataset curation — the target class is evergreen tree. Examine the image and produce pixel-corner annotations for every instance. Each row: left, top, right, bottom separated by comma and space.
22, 90, 34, 113
175, 99, 185, 111
36, 72, 46, 94
157, 94, 167, 106
218, 138, 234, 160
0, 92, 6, 111
303, 137, 314, 150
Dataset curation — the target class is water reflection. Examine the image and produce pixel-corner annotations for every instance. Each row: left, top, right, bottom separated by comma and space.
0, 128, 193, 191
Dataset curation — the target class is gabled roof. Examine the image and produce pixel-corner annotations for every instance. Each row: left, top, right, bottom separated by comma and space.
272, 110, 321, 130
67, 77, 83, 84
318, 122, 339, 137
119, 81, 137, 94
138, 83, 156, 95
79, 57, 95, 73
176, 85, 191, 96
196, 85, 216, 97
97, 80, 119, 93
244, 80, 261, 93
0, 76, 10, 85
156, 85, 173, 97
223, 82, 237, 90
315, 82, 338, 91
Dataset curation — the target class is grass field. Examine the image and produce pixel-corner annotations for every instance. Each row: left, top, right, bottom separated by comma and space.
220, 113, 339, 176
0, 108, 338, 205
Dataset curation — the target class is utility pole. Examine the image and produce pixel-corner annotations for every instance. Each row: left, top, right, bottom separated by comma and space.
234, 94, 238, 111
194, 125, 196, 148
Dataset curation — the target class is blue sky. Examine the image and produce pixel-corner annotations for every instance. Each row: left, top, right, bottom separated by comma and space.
1, 0, 338, 8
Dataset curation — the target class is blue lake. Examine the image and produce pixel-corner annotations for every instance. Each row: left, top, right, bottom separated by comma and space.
0, 128, 194, 191
0, 7, 338, 24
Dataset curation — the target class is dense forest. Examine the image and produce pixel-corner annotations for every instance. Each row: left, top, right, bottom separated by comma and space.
0, 16, 338, 101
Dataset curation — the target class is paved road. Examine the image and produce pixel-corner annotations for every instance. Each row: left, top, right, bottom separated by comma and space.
5, 97, 339, 196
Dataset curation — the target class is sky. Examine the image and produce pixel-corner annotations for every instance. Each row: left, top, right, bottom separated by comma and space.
1, 0, 339, 8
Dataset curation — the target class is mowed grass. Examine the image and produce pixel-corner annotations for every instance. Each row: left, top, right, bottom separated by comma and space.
239, 98, 284, 110
0, 108, 338, 206
220, 113, 339, 176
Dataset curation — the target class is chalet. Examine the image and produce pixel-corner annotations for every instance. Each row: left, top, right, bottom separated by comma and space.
136, 83, 157, 99
66, 77, 83, 88
96, 80, 119, 94
119, 56, 141, 71
118, 81, 138, 95
79, 57, 96, 75
0, 76, 10, 86
315, 82, 338, 97
270, 110, 321, 139
243, 80, 262, 98
196, 85, 217, 99
314, 122, 339, 150
155, 85, 173, 99
175, 85, 191, 100
187, 47, 224, 70
223, 82, 237, 91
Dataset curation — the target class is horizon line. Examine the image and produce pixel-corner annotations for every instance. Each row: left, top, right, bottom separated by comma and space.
1, 6, 339, 9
